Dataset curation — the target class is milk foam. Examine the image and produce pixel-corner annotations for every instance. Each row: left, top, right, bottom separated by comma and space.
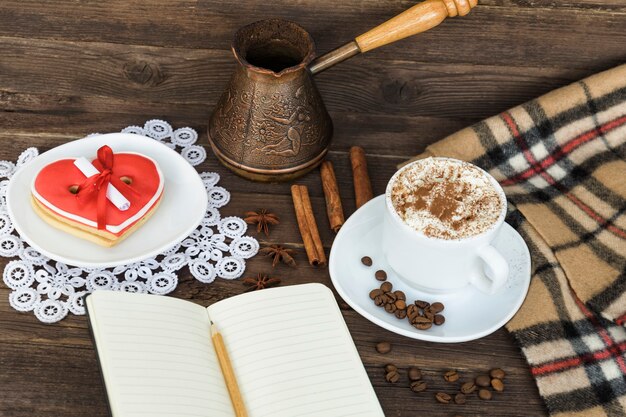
390, 158, 503, 239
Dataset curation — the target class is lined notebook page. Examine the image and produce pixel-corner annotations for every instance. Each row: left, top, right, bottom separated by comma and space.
87, 291, 235, 417
207, 283, 384, 417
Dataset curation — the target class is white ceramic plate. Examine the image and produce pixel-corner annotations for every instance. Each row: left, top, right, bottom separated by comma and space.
329, 195, 531, 343
6, 133, 208, 268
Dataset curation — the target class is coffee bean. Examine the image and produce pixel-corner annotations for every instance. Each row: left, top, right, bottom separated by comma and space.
384, 303, 397, 313
430, 302, 444, 313
380, 282, 392, 293
435, 392, 452, 404
375, 270, 387, 281
410, 380, 427, 393
491, 378, 504, 392
478, 388, 492, 400
374, 295, 384, 306
434, 314, 445, 325
411, 316, 433, 330
361, 256, 373, 266
475, 375, 491, 387
423, 310, 435, 322
454, 393, 466, 405
395, 299, 406, 310
394, 290, 406, 301
394, 308, 407, 319
415, 300, 430, 309
460, 381, 476, 394
444, 370, 459, 382
369, 289, 382, 300
407, 304, 419, 319
490, 368, 506, 379
386, 292, 398, 302
384, 364, 397, 373
408, 367, 422, 381
376, 341, 391, 354
385, 370, 400, 383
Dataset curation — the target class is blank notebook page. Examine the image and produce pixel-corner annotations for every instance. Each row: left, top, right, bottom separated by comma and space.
87, 291, 235, 417
207, 283, 384, 417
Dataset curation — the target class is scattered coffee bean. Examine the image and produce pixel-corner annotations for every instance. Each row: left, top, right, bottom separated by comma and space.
411, 316, 433, 330
385, 370, 400, 383
375, 270, 387, 281
385, 364, 397, 373
407, 304, 419, 319
435, 392, 452, 404
369, 289, 382, 300
408, 367, 422, 381
376, 341, 392, 354
444, 370, 459, 382
410, 380, 427, 393
490, 368, 506, 379
475, 375, 491, 387
363, 252, 448, 330
491, 378, 504, 392
394, 308, 407, 319
460, 381, 477, 394
384, 303, 397, 313
478, 388, 492, 400
454, 393, 467, 405
430, 302, 445, 313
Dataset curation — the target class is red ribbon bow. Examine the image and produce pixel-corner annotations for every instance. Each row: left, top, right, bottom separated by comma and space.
76, 145, 137, 230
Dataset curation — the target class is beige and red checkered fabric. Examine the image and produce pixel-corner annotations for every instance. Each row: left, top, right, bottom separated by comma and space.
405, 64, 626, 416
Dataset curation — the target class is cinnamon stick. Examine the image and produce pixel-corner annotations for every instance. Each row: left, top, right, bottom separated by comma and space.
291, 185, 327, 266
319, 160, 345, 233
350, 146, 373, 209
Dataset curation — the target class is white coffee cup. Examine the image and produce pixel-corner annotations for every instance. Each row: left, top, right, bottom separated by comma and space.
382, 157, 509, 294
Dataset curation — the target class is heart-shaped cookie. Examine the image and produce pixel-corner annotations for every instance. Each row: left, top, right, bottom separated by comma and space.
31, 151, 164, 247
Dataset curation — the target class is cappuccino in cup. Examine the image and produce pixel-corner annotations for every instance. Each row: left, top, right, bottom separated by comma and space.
383, 157, 509, 294
390, 158, 503, 240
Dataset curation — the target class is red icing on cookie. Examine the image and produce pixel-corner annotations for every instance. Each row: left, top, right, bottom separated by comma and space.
33, 153, 163, 234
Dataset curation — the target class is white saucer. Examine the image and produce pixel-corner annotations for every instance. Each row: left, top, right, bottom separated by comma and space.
7, 133, 208, 268
329, 195, 531, 343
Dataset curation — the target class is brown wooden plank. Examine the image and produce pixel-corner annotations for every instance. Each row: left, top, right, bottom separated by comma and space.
0, 35, 591, 120
0, 111, 473, 163
0, 1, 624, 70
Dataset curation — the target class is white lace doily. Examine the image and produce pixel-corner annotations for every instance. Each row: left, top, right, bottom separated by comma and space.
1, 120, 259, 323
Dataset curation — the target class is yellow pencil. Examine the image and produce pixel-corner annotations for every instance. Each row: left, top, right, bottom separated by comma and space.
210, 322, 248, 417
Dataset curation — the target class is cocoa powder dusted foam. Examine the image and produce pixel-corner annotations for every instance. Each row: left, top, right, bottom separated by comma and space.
390, 158, 503, 239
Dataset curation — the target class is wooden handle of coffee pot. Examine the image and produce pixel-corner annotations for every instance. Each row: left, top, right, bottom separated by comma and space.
355, 0, 477, 52
308, 0, 477, 75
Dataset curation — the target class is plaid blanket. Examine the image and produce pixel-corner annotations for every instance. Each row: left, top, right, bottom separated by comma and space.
404, 64, 626, 416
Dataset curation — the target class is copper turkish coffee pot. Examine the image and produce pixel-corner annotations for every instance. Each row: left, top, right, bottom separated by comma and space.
209, 0, 477, 182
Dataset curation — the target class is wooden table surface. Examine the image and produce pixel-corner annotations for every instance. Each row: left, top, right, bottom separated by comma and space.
1, 1, 625, 416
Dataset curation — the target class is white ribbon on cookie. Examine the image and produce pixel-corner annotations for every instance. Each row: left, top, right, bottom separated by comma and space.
73, 157, 131, 211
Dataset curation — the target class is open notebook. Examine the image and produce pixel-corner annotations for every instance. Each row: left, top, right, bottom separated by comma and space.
86, 283, 384, 417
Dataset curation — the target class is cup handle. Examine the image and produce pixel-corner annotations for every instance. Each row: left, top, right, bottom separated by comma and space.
470, 245, 509, 295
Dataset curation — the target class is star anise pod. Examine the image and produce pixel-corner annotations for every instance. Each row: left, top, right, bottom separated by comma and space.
244, 209, 280, 237
242, 273, 281, 292
260, 244, 297, 268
